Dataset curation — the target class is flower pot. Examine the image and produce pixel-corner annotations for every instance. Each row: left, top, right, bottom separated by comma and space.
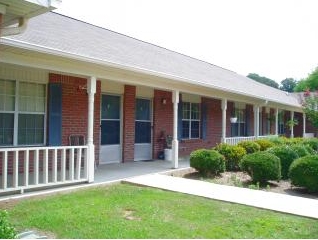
164, 148, 173, 161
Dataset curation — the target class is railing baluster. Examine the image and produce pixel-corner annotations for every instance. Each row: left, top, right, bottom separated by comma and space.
2, 151, 8, 190
69, 148, 74, 181
43, 149, 48, 184
13, 150, 19, 188
34, 149, 39, 185
53, 149, 57, 183
83, 148, 88, 179
61, 148, 66, 182
76, 148, 82, 180
24, 150, 29, 187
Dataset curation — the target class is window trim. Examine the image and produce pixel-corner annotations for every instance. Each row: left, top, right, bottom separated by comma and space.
182, 102, 201, 140
0, 79, 47, 147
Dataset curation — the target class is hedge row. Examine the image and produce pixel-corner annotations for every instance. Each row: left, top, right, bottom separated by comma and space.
190, 137, 318, 192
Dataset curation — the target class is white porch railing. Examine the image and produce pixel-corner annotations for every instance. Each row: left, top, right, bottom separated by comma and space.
224, 135, 278, 145
0, 145, 88, 195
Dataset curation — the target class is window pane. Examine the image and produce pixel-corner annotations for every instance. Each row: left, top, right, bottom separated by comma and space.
136, 99, 150, 121
182, 120, 189, 139
182, 102, 190, 119
19, 82, 45, 113
0, 113, 14, 145
18, 114, 44, 145
101, 120, 120, 144
191, 121, 200, 138
101, 95, 120, 120
191, 103, 200, 120
0, 80, 15, 111
135, 121, 151, 143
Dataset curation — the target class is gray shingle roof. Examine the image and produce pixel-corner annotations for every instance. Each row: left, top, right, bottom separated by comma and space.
4, 12, 300, 107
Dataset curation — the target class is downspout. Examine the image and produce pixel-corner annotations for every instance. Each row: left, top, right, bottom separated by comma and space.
1, 17, 28, 37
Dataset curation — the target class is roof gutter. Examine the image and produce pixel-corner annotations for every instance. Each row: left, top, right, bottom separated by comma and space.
0, 17, 28, 37
0, 38, 302, 110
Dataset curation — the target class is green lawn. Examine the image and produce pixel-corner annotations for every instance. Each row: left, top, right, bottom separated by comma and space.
6, 183, 318, 239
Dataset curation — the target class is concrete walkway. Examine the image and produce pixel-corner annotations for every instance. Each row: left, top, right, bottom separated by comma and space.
124, 173, 318, 219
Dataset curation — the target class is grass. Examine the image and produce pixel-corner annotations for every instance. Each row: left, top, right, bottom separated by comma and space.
5, 183, 318, 239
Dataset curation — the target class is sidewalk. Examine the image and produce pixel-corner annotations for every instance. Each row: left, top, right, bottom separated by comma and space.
124, 173, 318, 219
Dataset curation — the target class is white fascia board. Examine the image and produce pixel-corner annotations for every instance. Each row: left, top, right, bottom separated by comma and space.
0, 37, 302, 110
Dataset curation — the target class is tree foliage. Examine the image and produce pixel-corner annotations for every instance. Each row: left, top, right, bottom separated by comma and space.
279, 78, 297, 92
303, 94, 318, 128
294, 67, 318, 92
247, 73, 279, 89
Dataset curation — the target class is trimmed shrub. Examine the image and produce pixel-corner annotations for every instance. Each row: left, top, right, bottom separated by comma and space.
237, 141, 260, 154
190, 149, 225, 176
267, 136, 285, 146
240, 152, 281, 183
267, 145, 299, 179
254, 139, 275, 151
289, 155, 318, 192
0, 210, 17, 239
214, 143, 246, 171
303, 138, 318, 152
289, 144, 311, 158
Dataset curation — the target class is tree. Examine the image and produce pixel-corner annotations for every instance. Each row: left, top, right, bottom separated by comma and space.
279, 78, 297, 92
303, 94, 318, 128
294, 67, 318, 92
247, 73, 279, 89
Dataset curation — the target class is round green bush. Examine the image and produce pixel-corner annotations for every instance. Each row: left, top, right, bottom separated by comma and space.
190, 149, 225, 176
254, 139, 275, 151
240, 152, 281, 183
237, 141, 260, 154
267, 145, 299, 179
289, 155, 318, 192
214, 143, 246, 171
303, 138, 318, 152
289, 144, 311, 158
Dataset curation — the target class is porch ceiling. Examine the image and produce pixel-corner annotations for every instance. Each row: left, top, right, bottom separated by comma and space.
0, 44, 303, 113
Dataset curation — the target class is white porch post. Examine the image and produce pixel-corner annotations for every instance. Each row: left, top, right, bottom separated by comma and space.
254, 105, 260, 138
172, 90, 179, 169
221, 99, 227, 143
290, 111, 294, 138
87, 76, 96, 183
303, 113, 306, 137
275, 108, 279, 136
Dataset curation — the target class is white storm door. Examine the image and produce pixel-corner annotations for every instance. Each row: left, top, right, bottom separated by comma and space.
134, 98, 152, 161
100, 94, 121, 164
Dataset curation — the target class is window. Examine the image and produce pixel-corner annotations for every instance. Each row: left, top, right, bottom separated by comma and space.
0, 79, 46, 146
182, 102, 200, 139
231, 108, 246, 137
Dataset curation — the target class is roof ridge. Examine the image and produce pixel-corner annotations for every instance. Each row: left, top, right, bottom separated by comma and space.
50, 11, 237, 74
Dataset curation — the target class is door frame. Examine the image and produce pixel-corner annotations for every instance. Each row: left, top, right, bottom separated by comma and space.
99, 93, 123, 164
134, 97, 153, 161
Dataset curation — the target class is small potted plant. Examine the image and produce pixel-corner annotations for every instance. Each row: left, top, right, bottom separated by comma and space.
164, 134, 173, 161
230, 116, 237, 123
286, 118, 299, 130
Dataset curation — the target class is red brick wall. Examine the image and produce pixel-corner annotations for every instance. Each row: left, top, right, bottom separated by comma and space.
227, 102, 234, 136
123, 85, 136, 162
49, 73, 101, 163
153, 90, 173, 159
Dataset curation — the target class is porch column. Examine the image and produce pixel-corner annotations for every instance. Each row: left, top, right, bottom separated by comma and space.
275, 108, 279, 135
87, 76, 96, 183
303, 113, 306, 137
253, 105, 260, 138
221, 99, 227, 143
172, 90, 179, 169
290, 111, 294, 138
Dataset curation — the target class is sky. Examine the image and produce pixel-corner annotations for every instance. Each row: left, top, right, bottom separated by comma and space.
54, 0, 318, 83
